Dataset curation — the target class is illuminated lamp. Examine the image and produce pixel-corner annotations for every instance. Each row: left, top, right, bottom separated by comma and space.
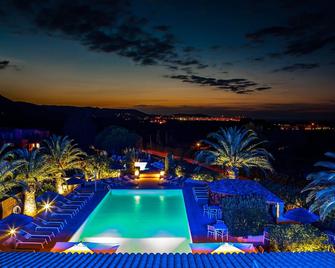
42, 201, 54, 212
8, 227, 17, 236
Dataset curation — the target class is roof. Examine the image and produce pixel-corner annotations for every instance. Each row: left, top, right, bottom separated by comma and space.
0, 252, 334, 268
209, 179, 283, 203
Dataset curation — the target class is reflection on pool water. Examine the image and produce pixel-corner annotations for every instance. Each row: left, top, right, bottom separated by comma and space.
70, 189, 192, 253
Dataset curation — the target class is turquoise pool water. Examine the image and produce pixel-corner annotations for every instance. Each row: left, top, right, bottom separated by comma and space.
70, 189, 192, 253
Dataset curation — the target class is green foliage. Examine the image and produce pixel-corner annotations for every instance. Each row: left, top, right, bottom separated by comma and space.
192, 173, 215, 182
175, 165, 185, 177
42, 135, 86, 193
124, 148, 139, 174
221, 194, 269, 236
303, 152, 335, 221
84, 151, 120, 180
0, 143, 22, 199
15, 148, 51, 216
196, 127, 273, 179
269, 224, 334, 252
95, 126, 141, 154
38, 181, 56, 195
42, 135, 86, 176
259, 179, 306, 210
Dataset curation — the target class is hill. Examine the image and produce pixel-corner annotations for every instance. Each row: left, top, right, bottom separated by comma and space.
0, 95, 147, 132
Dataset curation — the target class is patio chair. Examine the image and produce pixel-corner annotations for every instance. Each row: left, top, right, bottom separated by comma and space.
216, 229, 228, 242
203, 204, 209, 216
207, 225, 216, 240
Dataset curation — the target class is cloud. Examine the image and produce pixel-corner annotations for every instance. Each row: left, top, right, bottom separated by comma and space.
273, 63, 319, 72
246, 8, 335, 56
166, 74, 271, 94
4, 0, 214, 73
154, 25, 170, 32
0, 60, 10, 69
4, 1, 180, 66
246, 26, 293, 41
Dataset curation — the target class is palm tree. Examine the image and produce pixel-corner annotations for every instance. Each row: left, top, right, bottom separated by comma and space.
196, 127, 273, 179
0, 143, 23, 198
15, 148, 50, 216
42, 135, 86, 195
303, 152, 335, 221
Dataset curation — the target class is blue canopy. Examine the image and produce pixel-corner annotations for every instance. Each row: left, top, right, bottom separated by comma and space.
209, 179, 283, 203
283, 208, 319, 224
0, 214, 33, 230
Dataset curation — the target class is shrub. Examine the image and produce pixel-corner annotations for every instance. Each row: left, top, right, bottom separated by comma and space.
192, 173, 215, 182
269, 224, 334, 252
175, 165, 185, 177
221, 194, 269, 236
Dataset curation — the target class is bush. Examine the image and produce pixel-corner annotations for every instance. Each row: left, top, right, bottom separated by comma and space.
192, 173, 215, 182
175, 165, 185, 177
221, 194, 269, 236
95, 126, 142, 154
269, 224, 334, 252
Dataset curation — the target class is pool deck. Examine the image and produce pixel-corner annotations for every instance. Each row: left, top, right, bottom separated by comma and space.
44, 184, 109, 251
182, 183, 211, 243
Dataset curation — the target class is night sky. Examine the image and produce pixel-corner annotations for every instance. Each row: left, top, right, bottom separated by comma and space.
0, 0, 334, 119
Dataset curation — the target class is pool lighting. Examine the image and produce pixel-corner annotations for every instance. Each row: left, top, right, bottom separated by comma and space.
134, 195, 141, 204
134, 170, 140, 177
160, 170, 165, 177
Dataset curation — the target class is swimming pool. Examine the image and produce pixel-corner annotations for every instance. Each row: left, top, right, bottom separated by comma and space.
70, 189, 192, 253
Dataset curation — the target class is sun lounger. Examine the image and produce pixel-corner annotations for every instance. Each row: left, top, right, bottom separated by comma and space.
192, 187, 209, 202
62, 197, 86, 207
55, 201, 81, 212
31, 221, 62, 233
35, 217, 66, 228
19, 229, 54, 242
53, 207, 78, 216
73, 190, 94, 199
13, 234, 48, 249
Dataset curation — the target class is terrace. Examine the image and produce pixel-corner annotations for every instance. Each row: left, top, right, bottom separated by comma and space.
0, 133, 334, 267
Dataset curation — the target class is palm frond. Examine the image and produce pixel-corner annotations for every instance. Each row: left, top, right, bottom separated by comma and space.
196, 126, 273, 178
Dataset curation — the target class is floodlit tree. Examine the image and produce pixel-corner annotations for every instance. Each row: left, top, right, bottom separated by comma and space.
0, 143, 22, 199
15, 148, 50, 216
196, 127, 273, 179
42, 135, 86, 195
84, 149, 120, 180
303, 152, 335, 221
